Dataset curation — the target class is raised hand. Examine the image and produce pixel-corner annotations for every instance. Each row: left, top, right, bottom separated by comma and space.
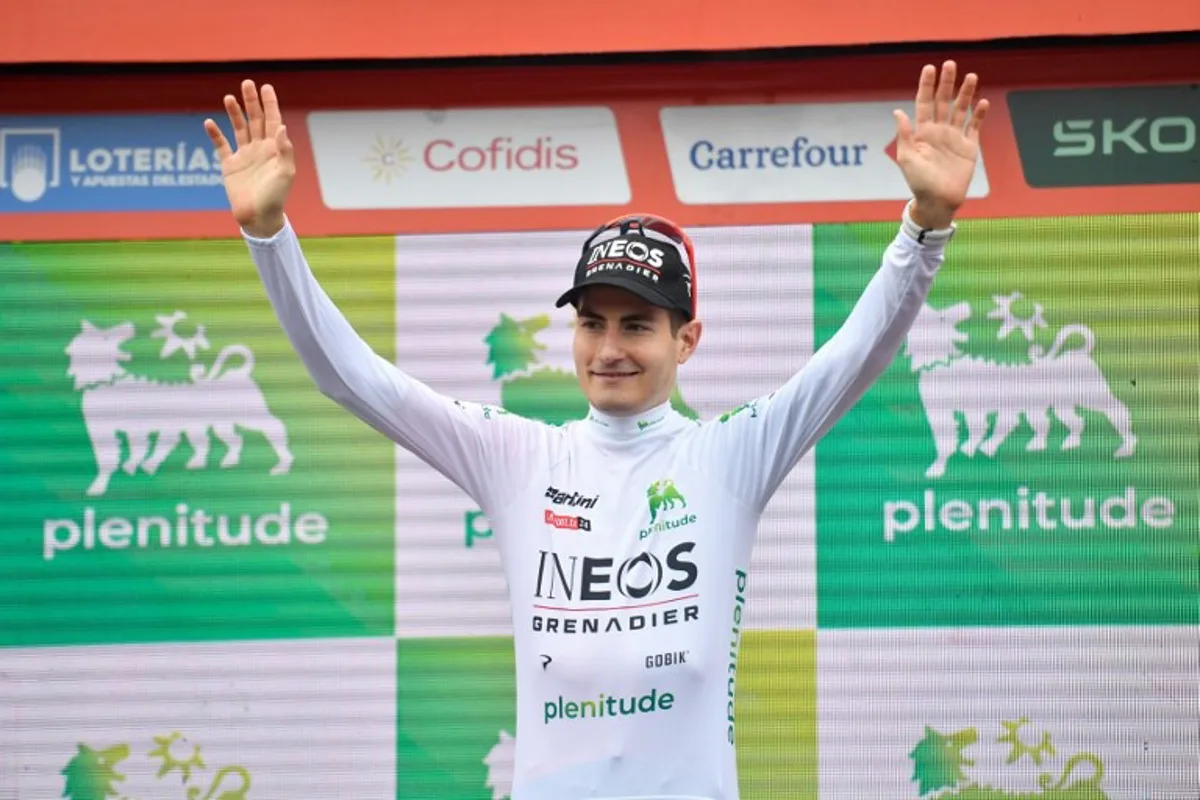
204, 80, 295, 238
893, 61, 990, 230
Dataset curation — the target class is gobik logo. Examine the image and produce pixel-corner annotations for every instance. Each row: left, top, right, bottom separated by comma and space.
885, 291, 1175, 542
531, 542, 699, 635
42, 313, 329, 562
544, 688, 675, 725
641, 478, 697, 540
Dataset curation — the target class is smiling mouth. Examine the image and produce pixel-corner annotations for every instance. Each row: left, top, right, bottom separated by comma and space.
592, 371, 639, 379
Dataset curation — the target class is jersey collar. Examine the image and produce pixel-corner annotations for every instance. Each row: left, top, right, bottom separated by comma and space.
584, 399, 687, 442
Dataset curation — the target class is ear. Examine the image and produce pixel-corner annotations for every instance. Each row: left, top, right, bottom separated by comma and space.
677, 319, 703, 365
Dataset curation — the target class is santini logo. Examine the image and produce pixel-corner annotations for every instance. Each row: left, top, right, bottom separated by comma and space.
544, 486, 597, 508
544, 688, 675, 725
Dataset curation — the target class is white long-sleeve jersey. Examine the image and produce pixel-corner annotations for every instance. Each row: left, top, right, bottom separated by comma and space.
244, 217, 948, 800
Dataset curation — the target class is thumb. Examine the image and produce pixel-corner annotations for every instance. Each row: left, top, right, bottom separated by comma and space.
276, 125, 294, 160
893, 109, 914, 153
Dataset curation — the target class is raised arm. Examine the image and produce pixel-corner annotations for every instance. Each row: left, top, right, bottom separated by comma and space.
204, 81, 542, 514
690, 61, 990, 512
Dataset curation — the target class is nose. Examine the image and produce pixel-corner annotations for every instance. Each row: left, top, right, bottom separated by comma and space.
596, 327, 625, 363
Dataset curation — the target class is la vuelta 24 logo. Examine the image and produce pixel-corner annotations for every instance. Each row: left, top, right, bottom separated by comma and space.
60, 731, 251, 800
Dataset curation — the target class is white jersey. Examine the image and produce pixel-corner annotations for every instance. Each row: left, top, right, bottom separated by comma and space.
245, 218, 948, 800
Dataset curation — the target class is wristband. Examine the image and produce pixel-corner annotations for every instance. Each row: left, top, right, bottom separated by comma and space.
902, 200, 956, 245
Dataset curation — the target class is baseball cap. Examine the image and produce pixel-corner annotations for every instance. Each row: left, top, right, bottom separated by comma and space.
555, 213, 697, 320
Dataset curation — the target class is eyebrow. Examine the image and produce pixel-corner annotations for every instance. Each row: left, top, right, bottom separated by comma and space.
577, 308, 659, 324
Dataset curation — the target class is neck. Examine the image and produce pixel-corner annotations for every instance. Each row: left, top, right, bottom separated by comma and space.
584, 398, 682, 441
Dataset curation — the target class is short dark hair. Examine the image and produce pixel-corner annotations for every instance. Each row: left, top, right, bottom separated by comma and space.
669, 310, 689, 337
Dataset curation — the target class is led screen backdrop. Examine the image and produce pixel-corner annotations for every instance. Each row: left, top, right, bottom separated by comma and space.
1, 213, 1196, 799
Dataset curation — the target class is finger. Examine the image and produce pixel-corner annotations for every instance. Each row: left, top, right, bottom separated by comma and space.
241, 79, 266, 141
951, 73, 977, 130
203, 119, 233, 161
224, 94, 250, 148
935, 60, 957, 124
893, 109, 915, 151
261, 83, 283, 137
966, 98, 991, 141
914, 64, 937, 126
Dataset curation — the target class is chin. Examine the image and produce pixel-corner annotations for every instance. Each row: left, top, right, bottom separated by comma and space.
587, 389, 644, 416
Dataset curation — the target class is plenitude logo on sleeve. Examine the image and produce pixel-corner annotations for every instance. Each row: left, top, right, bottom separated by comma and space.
0, 236, 396, 647
660, 101, 989, 204
307, 107, 631, 209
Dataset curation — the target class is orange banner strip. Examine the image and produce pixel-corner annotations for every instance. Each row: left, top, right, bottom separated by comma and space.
2, 0, 1198, 64
0, 42, 1195, 242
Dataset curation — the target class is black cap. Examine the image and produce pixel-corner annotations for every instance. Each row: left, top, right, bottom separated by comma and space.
555, 221, 696, 320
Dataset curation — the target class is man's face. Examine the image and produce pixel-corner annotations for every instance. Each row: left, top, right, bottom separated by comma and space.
572, 285, 701, 416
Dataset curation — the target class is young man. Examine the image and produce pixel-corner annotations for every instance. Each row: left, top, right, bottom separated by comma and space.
206, 61, 988, 800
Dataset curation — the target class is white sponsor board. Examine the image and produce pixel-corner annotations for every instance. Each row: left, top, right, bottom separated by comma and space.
0, 637, 397, 799
661, 101, 990, 204
308, 107, 631, 209
816, 625, 1199, 799
392, 224, 816, 637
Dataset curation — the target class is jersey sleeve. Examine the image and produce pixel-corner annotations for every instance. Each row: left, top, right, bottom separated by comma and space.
243, 218, 544, 516
689, 225, 947, 513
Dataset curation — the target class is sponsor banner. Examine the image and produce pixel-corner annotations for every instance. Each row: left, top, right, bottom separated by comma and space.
0, 636, 397, 799
660, 101, 990, 204
0, 114, 232, 212
396, 631, 815, 800
1009, 84, 1200, 188
307, 107, 631, 209
0, 235, 396, 647
813, 213, 1198, 628
816, 625, 1199, 799
392, 224, 816, 637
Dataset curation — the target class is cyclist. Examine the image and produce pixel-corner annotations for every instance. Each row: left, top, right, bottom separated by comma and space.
206, 60, 988, 800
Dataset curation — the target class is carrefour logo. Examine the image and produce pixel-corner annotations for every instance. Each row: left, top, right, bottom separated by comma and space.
688, 136, 869, 171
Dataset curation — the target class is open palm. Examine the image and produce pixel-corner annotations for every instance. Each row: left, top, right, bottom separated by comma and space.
204, 80, 295, 238
893, 61, 990, 229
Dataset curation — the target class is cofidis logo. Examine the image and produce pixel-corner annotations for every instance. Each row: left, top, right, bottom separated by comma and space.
308, 107, 631, 209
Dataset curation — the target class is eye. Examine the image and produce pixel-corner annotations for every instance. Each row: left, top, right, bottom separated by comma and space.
579, 319, 602, 331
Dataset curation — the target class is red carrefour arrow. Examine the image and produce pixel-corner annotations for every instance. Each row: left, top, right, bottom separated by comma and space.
884, 135, 899, 163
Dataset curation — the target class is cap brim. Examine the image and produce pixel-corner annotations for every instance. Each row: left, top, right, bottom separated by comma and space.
555, 273, 689, 318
